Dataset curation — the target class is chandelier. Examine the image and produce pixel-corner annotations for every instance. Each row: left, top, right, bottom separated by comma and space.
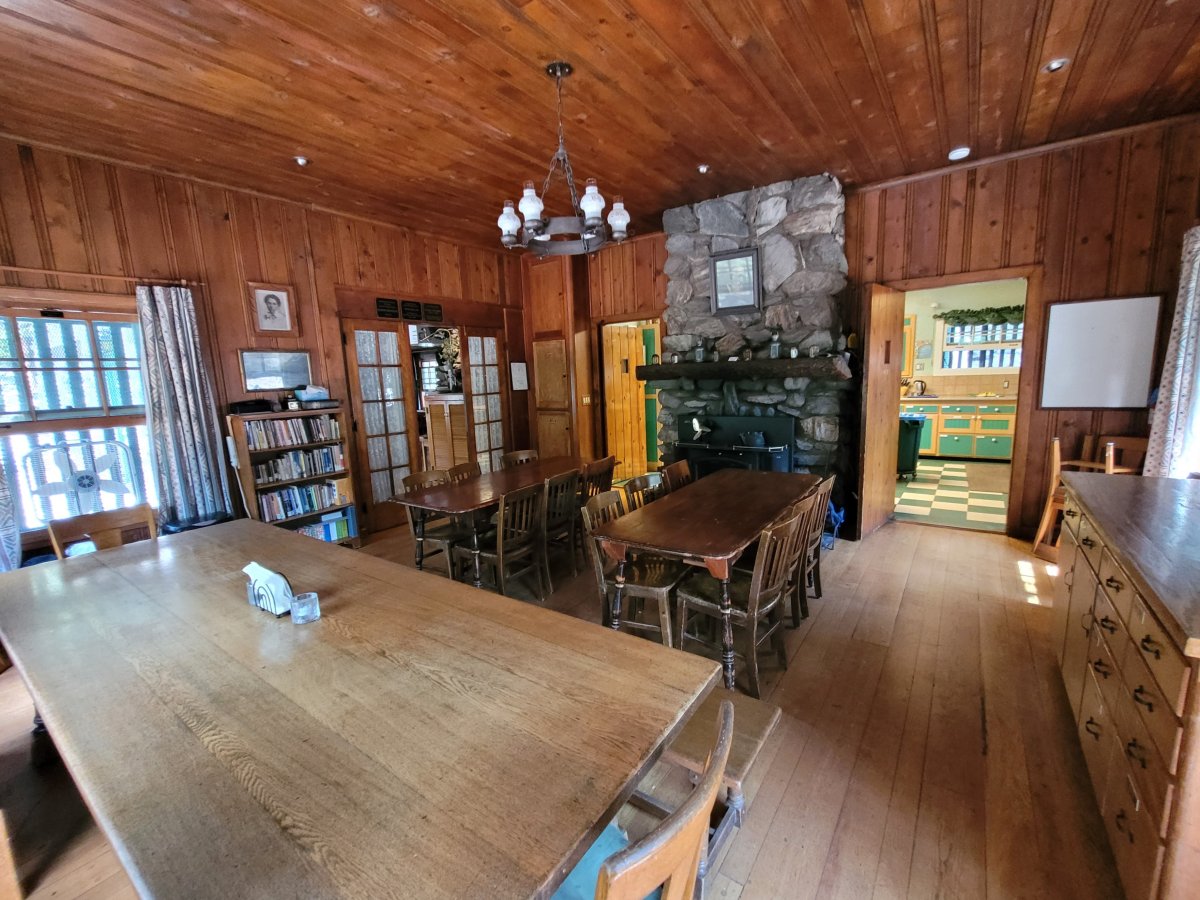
496, 61, 630, 256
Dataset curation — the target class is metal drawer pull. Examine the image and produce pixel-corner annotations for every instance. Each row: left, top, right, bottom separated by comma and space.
1104, 576, 1122, 591
1092, 658, 1112, 678
1114, 810, 1135, 844
1133, 686, 1155, 712
1064, 509, 1078, 518
1098, 616, 1118, 635
1080, 536, 1096, 548
1084, 717, 1102, 739
1125, 738, 1148, 768
1140, 634, 1162, 660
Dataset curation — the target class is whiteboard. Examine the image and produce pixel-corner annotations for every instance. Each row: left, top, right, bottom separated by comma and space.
1040, 296, 1160, 408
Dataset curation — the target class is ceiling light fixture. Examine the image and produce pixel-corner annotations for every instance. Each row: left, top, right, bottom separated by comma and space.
497, 61, 628, 256
294, 155, 309, 167
947, 146, 971, 161
697, 163, 711, 174
1043, 57, 1070, 73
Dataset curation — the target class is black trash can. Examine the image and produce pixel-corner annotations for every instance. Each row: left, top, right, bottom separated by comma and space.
897, 415, 924, 480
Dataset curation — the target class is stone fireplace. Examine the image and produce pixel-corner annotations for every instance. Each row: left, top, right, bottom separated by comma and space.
650, 175, 854, 474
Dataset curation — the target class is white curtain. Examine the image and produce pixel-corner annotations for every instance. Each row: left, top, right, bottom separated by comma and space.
0, 470, 19, 572
1146, 226, 1200, 478
136, 285, 233, 527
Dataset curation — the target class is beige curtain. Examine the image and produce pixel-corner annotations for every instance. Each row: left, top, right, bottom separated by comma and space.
1145, 226, 1200, 478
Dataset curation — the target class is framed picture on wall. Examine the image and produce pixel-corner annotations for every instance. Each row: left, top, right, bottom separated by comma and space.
709, 248, 761, 315
239, 350, 312, 392
247, 281, 300, 338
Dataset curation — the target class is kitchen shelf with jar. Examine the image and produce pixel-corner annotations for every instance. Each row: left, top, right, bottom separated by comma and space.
225, 406, 361, 547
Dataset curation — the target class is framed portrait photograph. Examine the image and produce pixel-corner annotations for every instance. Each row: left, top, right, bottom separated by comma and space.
247, 281, 300, 338
239, 350, 313, 392
709, 247, 761, 315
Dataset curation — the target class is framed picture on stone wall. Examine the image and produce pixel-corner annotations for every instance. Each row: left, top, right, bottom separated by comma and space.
709, 247, 761, 316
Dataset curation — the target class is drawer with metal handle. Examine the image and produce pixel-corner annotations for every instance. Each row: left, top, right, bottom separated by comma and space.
1108, 668, 1175, 835
1062, 492, 1083, 537
1128, 594, 1189, 718
1075, 514, 1103, 574
1119, 643, 1184, 775
1077, 666, 1119, 803
1102, 768, 1166, 900
1092, 586, 1128, 670
1097, 548, 1135, 624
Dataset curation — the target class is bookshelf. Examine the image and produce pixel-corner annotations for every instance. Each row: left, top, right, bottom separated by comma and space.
225, 407, 361, 547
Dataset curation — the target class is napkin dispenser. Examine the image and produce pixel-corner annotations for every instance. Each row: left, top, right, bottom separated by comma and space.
243, 562, 294, 617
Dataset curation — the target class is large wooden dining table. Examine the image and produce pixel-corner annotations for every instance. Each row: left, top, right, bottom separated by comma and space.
0, 520, 719, 898
592, 469, 820, 690
396, 456, 587, 587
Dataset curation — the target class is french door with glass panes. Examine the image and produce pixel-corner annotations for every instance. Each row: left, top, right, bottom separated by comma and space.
341, 319, 418, 532
462, 329, 509, 474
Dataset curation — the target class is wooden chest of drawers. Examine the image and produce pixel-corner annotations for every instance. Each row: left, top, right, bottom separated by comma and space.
1055, 474, 1200, 900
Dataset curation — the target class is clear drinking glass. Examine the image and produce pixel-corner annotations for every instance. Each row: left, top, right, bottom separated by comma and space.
291, 592, 321, 624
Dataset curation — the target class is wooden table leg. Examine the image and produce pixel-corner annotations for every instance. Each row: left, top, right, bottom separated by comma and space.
611, 555, 628, 632
720, 576, 735, 689
471, 517, 484, 589
414, 510, 426, 571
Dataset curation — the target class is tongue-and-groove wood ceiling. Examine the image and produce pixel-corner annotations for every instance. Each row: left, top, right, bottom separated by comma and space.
1, 1, 1197, 243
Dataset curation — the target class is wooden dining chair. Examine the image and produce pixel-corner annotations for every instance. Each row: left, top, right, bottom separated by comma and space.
47, 503, 157, 560
453, 482, 547, 601
541, 468, 581, 592
580, 456, 618, 502
500, 449, 539, 469
676, 506, 801, 698
796, 474, 837, 623
581, 491, 687, 648
622, 474, 664, 512
594, 700, 734, 900
401, 469, 467, 575
447, 461, 481, 483
660, 460, 693, 494
1083, 434, 1148, 473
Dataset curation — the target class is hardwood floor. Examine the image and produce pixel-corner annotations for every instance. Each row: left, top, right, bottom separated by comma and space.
0, 521, 1120, 898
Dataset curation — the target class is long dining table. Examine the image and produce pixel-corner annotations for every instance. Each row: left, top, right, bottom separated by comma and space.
396, 456, 587, 587
0, 520, 719, 899
592, 469, 820, 690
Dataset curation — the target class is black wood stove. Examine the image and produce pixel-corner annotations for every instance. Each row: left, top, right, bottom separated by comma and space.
670, 415, 794, 477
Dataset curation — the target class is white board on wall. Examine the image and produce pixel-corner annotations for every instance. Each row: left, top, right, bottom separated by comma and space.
1040, 296, 1161, 408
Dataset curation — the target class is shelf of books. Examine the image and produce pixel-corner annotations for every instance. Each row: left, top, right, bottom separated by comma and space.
225, 407, 361, 548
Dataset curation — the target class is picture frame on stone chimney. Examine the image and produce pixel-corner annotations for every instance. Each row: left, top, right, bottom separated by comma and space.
709, 247, 761, 316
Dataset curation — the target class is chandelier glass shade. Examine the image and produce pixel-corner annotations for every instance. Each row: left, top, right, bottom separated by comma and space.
496, 62, 629, 256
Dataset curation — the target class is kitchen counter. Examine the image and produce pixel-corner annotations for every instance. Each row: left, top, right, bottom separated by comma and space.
901, 394, 1018, 401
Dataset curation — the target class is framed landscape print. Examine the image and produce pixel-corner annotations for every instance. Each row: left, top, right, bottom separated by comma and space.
247, 281, 300, 338
239, 350, 312, 392
709, 248, 761, 315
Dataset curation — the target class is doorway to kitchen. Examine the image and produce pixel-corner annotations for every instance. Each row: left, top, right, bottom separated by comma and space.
599, 319, 660, 481
860, 271, 1032, 537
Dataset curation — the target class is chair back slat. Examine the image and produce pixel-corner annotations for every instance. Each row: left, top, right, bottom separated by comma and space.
596, 700, 735, 900
805, 475, 836, 554
498, 483, 544, 554
401, 469, 449, 539
580, 456, 618, 502
623, 474, 663, 512
1096, 434, 1148, 473
500, 449, 539, 469
661, 460, 693, 493
746, 503, 806, 617
544, 469, 581, 531
447, 461, 481, 483
47, 503, 158, 560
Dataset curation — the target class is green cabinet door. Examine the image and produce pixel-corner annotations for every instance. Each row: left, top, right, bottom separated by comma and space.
974, 436, 1014, 459
918, 417, 934, 452
938, 434, 973, 457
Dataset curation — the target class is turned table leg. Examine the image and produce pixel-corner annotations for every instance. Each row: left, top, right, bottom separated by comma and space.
471, 518, 484, 589
414, 510, 426, 571
611, 554, 629, 632
720, 576, 735, 690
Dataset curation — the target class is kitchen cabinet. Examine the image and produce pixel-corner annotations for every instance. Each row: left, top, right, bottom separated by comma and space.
899, 397, 1020, 461
1055, 474, 1200, 900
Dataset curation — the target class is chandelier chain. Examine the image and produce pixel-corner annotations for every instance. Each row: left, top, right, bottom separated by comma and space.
538, 72, 582, 218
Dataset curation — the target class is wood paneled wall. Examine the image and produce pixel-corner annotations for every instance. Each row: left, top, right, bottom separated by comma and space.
586, 234, 667, 322
0, 138, 520, 418
845, 118, 1200, 537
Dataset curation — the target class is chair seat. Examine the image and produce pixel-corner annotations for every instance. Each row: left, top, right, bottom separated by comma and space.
677, 569, 775, 619
421, 520, 472, 542
604, 555, 689, 593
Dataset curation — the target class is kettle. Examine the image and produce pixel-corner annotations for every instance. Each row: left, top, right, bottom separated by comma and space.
740, 431, 766, 447
906, 379, 927, 397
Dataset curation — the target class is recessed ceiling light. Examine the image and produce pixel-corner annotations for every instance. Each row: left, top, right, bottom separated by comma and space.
1043, 57, 1070, 73
697, 163, 711, 174
947, 146, 971, 161
294, 155, 309, 167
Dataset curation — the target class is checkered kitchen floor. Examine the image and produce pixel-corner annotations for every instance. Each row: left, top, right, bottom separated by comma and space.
894, 460, 1009, 533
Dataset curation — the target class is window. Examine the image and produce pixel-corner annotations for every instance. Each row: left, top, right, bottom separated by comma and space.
467, 335, 505, 473
0, 306, 156, 532
940, 322, 1024, 369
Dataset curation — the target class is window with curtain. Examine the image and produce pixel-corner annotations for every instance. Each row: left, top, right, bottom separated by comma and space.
0, 305, 156, 531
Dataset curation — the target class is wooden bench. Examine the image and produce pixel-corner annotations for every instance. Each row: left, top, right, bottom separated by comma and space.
632, 690, 782, 878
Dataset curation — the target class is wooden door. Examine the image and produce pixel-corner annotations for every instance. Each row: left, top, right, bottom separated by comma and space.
462, 328, 509, 473
602, 321, 657, 480
858, 284, 906, 537
340, 318, 419, 533
532, 338, 572, 457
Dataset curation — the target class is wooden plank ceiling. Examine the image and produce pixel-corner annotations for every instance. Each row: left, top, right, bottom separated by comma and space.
0, 1, 1196, 244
